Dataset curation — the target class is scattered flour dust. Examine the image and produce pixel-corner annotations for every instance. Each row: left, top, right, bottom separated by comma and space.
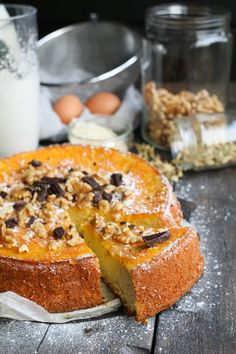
164, 181, 232, 316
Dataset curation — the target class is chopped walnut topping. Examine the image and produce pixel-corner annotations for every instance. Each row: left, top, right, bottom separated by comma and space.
104, 184, 116, 194
123, 190, 134, 198
19, 244, 29, 253
0, 204, 14, 219
76, 192, 94, 209
22, 231, 33, 242
4, 235, 18, 247
66, 179, 92, 194
114, 213, 121, 222
92, 214, 106, 230
91, 173, 107, 185
67, 233, 82, 246
0, 159, 143, 252
18, 210, 28, 227
98, 199, 110, 213
102, 221, 121, 240
94, 218, 167, 246
31, 222, 47, 239
49, 239, 64, 251
112, 202, 123, 212
130, 143, 183, 182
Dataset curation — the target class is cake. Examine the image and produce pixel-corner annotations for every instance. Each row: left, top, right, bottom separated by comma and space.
0, 145, 204, 321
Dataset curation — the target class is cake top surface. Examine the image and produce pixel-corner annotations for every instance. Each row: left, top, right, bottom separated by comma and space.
0, 145, 182, 261
83, 215, 196, 270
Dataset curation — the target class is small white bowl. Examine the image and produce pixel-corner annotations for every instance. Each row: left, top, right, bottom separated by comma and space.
68, 115, 133, 153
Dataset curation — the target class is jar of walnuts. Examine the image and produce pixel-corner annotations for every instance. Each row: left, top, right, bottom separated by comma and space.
141, 4, 233, 150
169, 111, 236, 171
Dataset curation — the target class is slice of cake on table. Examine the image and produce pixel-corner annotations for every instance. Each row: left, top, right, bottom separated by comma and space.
0, 145, 204, 321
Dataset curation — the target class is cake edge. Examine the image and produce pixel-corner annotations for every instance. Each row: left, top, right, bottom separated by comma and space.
0, 254, 103, 312
131, 229, 204, 322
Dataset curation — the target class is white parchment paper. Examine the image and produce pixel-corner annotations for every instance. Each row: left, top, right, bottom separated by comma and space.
0, 283, 121, 323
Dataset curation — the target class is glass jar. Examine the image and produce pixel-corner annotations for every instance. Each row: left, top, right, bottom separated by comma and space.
0, 5, 39, 157
141, 4, 233, 150
169, 111, 236, 170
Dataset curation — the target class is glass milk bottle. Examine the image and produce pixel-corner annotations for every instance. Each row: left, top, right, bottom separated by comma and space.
0, 4, 39, 157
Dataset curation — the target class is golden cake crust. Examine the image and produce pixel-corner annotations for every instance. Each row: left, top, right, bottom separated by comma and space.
0, 255, 101, 312
132, 228, 203, 322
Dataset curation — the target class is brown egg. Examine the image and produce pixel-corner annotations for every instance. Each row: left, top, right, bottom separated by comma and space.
85, 92, 121, 115
53, 95, 84, 125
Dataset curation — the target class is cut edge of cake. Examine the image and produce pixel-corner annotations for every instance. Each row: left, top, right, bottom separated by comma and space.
82, 222, 204, 322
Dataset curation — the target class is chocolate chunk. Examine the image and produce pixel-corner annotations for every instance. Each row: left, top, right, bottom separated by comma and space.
120, 221, 126, 225
53, 226, 65, 239
32, 180, 49, 191
13, 201, 26, 211
93, 192, 102, 205
102, 191, 112, 202
142, 230, 171, 248
0, 191, 7, 199
29, 159, 42, 167
48, 182, 65, 197
72, 194, 77, 202
32, 176, 65, 200
82, 176, 101, 191
32, 180, 46, 188
110, 173, 122, 186
41, 176, 66, 184
5, 218, 17, 228
36, 185, 49, 202
119, 192, 125, 201
26, 216, 36, 227
128, 224, 135, 229
129, 146, 139, 154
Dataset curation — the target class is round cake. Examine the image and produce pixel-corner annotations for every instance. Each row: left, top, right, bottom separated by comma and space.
0, 145, 204, 321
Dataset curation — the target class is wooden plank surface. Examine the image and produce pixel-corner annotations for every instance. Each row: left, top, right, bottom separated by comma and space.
37, 313, 155, 354
154, 168, 236, 354
0, 312, 155, 354
0, 319, 48, 354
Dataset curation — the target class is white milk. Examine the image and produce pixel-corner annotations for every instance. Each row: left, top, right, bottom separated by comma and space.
0, 71, 39, 157
0, 5, 21, 63
0, 4, 39, 157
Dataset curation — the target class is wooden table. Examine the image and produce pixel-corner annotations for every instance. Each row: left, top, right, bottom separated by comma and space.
0, 164, 235, 354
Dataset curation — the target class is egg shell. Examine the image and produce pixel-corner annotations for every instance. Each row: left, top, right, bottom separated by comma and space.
53, 95, 84, 125
85, 92, 121, 115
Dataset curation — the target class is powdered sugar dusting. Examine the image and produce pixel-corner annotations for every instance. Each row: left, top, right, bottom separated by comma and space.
154, 172, 236, 353
138, 237, 182, 272
157, 177, 235, 322
171, 206, 223, 314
